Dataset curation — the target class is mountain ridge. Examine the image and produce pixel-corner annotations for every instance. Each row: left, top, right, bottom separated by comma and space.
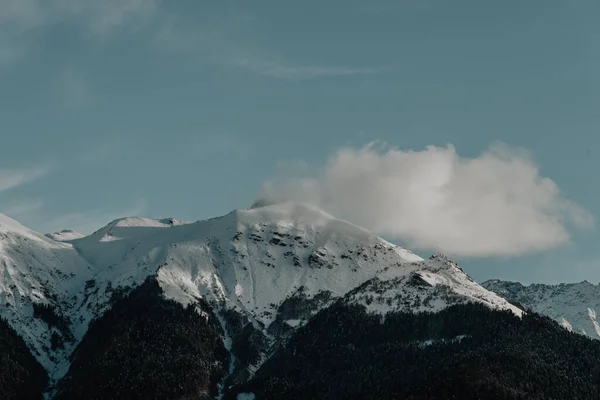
0, 202, 521, 388
482, 278, 600, 339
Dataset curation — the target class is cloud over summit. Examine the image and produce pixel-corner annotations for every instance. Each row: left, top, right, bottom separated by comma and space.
261, 142, 592, 257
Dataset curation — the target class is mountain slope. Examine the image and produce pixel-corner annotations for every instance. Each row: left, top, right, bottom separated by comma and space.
66, 203, 521, 380
1, 202, 522, 394
483, 279, 600, 339
53, 278, 228, 400
0, 213, 94, 377
0, 317, 48, 400
227, 302, 600, 400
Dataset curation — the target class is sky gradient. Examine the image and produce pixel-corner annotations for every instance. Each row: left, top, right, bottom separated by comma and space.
1, 0, 599, 284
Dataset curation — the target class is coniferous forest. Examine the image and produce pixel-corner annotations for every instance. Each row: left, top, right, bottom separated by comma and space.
7, 278, 600, 399
53, 278, 229, 400
227, 302, 600, 400
0, 317, 48, 400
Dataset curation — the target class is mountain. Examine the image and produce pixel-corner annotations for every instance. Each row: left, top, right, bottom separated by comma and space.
44, 230, 85, 242
2, 202, 600, 399
0, 213, 94, 376
482, 279, 600, 338
0, 204, 518, 372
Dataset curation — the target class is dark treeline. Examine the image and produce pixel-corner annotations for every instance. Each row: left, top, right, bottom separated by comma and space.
53, 277, 229, 400
8, 279, 600, 400
32, 302, 74, 348
227, 302, 600, 400
0, 317, 48, 400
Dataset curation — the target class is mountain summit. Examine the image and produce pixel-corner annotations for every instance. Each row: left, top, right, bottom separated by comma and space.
1, 203, 518, 379
11, 203, 600, 399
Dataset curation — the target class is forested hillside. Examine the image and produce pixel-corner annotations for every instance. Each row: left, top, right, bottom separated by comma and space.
53, 278, 229, 400
0, 318, 48, 400
228, 302, 600, 400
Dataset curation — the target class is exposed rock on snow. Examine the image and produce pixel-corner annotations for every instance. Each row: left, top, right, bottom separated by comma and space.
1, 202, 521, 383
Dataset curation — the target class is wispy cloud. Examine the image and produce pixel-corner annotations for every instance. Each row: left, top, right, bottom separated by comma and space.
0, 165, 50, 192
154, 15, 385, 79
0, 0, 160, 36
233, 57, 384, 79
78, 0, 160, 38
0, 0, 161, 66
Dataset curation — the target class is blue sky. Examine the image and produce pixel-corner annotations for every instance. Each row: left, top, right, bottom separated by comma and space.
0, 0, 599, 284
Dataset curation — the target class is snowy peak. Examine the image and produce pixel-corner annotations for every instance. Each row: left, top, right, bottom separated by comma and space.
0, 213, 84, 253
0, 213, 94, 376
88, 216, 190, 240
156, 202, 427, 316
155, 202, 520, 323
1, 212, 48, 243
158, 217, 190, 226
1, 202, 523, 382
346, 257, 522, 317
45, 230, 85, 242
249, 197, 274, 209
240, 202, 339, 228
482, 279, 600, 338
67, 202, 517, 328
238, 202, 421, 257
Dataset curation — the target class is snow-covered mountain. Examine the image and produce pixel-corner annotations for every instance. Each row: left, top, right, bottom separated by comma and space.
0, 213, 94, 374
0, 202, 521, 387
482, 279, 600, 339
44, 230, 85, 242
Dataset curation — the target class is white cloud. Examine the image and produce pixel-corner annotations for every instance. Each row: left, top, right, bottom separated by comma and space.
0, 166, 50, 192
261, 142, 593, 257
43, 199, 149, 235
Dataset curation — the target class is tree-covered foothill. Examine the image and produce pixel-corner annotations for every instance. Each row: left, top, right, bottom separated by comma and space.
227, 302, 600, 400
0, 317, 48, 400
53, 277, 229, 400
